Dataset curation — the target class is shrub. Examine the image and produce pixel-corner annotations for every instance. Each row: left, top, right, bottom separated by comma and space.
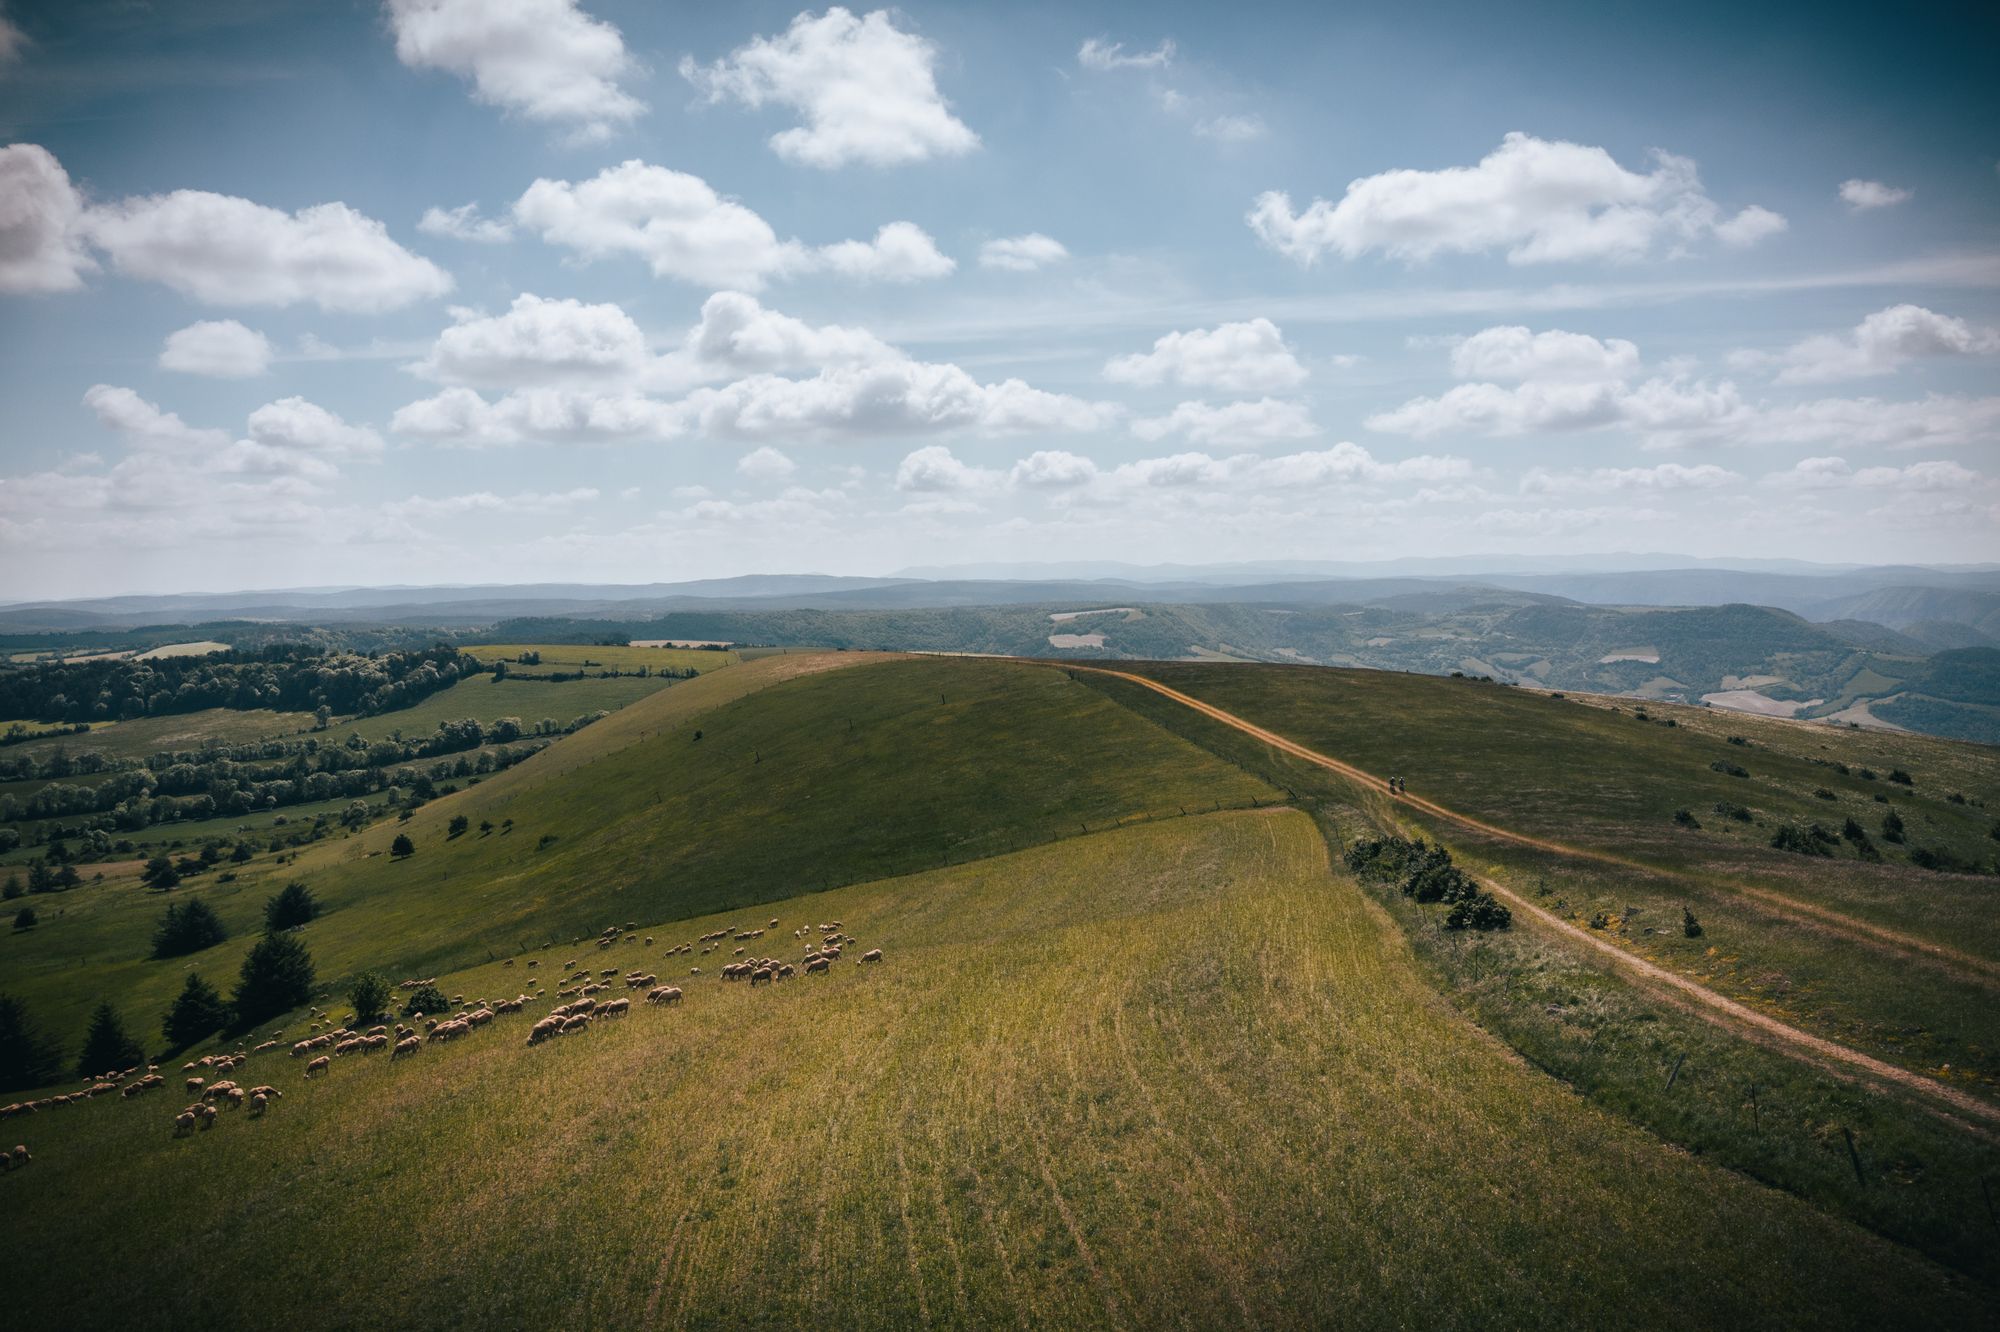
403, 982, 450, 1018
1682, 907, 1703, 938
391, 833, 415, 858
1990, 819, 2000, 844
0, 994, 65, 1092
1888, 769, 1913, 786
1771, 824, 1837, 856
1859, 768, 1877, 781
448, 814, 470, 838
1673, 808, 1701, 829
1444, 893, 1512, 931
1946, 792, 1967, 805
1881, 810, 1905, 844
1712, 801, 1753, 822
151, 898, 227, 958
1840, 817, 1881, 862
264, 881, 319, 933
1709, 761, 1749, 778
76, 1002, 142, 1078
232, 933, 315, 1029
162, 973, 231, 1051
12, 906, 35, 930
1347, 836, 1508, 929
1908, 846, 1975, 874
141, 855, 180, 890
1813, 788, 1835, 801
1727, 736, 1750, 747
348, 972, 392, 1024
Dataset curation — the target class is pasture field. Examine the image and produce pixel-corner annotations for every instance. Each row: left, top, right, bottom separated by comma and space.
1, 811, 1986, 1330
464, 642, 739, 673
1, 654, 1273, 1051
331, 671, 675, 742
1, 706, 318, 763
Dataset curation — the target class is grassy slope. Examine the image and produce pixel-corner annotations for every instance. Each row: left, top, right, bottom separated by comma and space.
464, 643, 739, 672
2, 811, 1983, 1330
0, 654, 1274, 1051
332, 670, 674, 741
3, 706, 318, 762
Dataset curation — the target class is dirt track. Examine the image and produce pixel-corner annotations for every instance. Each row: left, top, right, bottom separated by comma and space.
1070, 664, 2000, 1128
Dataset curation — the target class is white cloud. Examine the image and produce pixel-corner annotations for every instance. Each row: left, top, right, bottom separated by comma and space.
1248, 132, 1785, 266
895, 445, 1003, 492
1367, 374, 1744, 441
1741, 304, 2000, 384
737, 445, 797, 481
81, 385, 379, 486
1106, 318, 1308, 393
1839, 179, 1911, 210
1722, 395, 2000, 451
412, 294, 650, 387
979, 233, 1068, 272
1449, 326, 1640, 382
82, 187, 450, 312
159, 319, 273, 378
385, 487, 598, 519
385, 0, 643, 140
243, 397, 385, 461
0, 143, 93, 293
1077, 37, 1175, 71
1131, 397, 1319, 446
685, 360, 1119, 440
672, 290, 899, 380
1763, 457, 1978, 492
1193, 115, 1266, 144
84, 384, 228, 452
681, 8, 977, 168
417, 203, 514, 243
812, 221, 955, 281
1010, 449, 1100, 489
1520, 462, 1740, 494
390, 385, 685, 447
0, 12, 26, 66
511, 160, 948, 288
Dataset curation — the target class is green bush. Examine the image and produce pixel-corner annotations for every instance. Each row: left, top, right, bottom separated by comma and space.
162, 974, 231, 1051
151, 898, 227, 958
76, 1002, 142, 1078
263, 881, 319, 933
348, 973, 392, 1024
232, 933, 315, 1030
1709, 760, 1749, 778
403, 982, 450, 1018
1672, 809, 1700, 829
1770, 824, 1837, 856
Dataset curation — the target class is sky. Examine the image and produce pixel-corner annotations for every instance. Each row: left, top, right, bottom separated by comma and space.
0, 0, 1996, 600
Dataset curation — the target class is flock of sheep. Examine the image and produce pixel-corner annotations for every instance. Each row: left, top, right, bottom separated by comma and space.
0, 913, 886, 1165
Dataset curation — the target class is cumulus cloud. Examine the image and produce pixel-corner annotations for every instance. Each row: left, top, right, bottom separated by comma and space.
1193, 114, 1267, 144
1448, 326, 1641, 382
1737, 304, 2000, 384
243, 397, 386, 461
681, 8, 977, 168
385, 0, 643, 140
0, 143, 94, 293
84, 384, 228, 452
1010, 449, 1100, 489
1839, 179, 1911, 210
417, 202, 514, 243
1248, 132, 1785, 266
82, 385, 379, 486
895, 445, 1003, 492
1519, 462, 1739, 494
511, 160, 949, 288
0, 12, 26, 67
1131, 397, 1319, 446
412, 294, 649, 387
1763, 456, 1978, 491
683, 360, 1118, 440
737, 445, 797, 481
670, 290, 899, 380
1077, 37, 1175, 70
159, 320, 273, 378
389, 384, 683, 447
385, 487, 598, 519
979, 233, 1068, 272
83, 188, 450, 312
812, 221, 955, 281
1105, 318, 1308, 393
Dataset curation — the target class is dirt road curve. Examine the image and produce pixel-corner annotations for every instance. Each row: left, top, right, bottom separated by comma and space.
1069, 664, 2000, 1128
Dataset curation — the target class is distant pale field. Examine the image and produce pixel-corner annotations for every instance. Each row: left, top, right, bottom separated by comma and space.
1, 811, 1980, 1330
132, 641, 230, 660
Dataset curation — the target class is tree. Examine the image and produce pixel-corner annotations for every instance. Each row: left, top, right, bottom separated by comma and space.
314, 704, 332, 731
348, 973, 392, 1024
403, 982, 450, 1018
391, 833, 415, 859
76, 1002, 143, 1078
162, 973, 231, 1051
230, 841, 254, 863
232, 932, 315, 1029
151, 898, 227, 958
0, 994, 64, 1092
1, 872, 19, 900
1881, 810, 1906, 844
263, 881, 319, 933
12, 906, 35, 930
448, 814, 470, 838
142, 855, 180, 890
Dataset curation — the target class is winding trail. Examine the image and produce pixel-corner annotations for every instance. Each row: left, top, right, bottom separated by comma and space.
1064, 663, 2000, 1128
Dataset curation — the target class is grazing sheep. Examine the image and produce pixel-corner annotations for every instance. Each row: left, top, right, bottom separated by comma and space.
392, 1036, 420, 1059
689, 967, 702, 976
645, 985, 683, 1005
598, 997, 630, 1018
248, 1093, 269, 1117
496, 997, 523, 1014
526, 960, 538, 968
253, 1040, 278, 1054
750, 967, 773, 986
805, 957, 830, 975
248, 1086, 280, 1100
186, 1077, 205, 1094
777, 964, 795, 980
559, 1014, 591, 1035
304, 1056, 331, 1078
173, 1111, 198, 1138
768, 919, 779, 929
525, 1018, 560, 1046
196, 1103, 219, 1129
862, 949, 883, 963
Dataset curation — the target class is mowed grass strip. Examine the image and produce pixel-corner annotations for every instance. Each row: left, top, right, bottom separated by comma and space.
0, 812, 1984, 1329
1, 654, 1273, 1053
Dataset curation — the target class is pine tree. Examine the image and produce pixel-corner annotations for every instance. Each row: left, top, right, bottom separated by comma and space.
151, 897, 228, 958
233, 933, 315, 1029
162, 973, 232, 1051
263, 881, 319, 933
76, 1002, 143, 1078
0, 994, 65, 1091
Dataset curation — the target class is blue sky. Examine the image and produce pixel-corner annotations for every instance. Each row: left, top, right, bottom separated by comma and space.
1, 0, 1996, 598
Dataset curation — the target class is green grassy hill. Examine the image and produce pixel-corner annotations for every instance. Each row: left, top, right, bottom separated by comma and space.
2, 812, 1984, 1330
